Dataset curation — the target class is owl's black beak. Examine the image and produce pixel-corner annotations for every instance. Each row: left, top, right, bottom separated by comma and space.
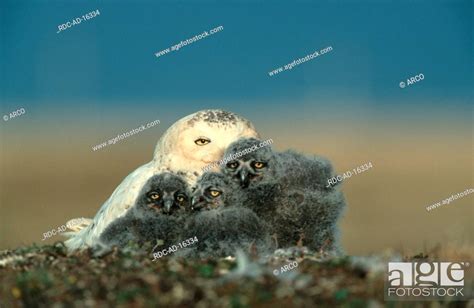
239, 169, 250, 188
191, 195, 206, 211
163, 199, 174, 214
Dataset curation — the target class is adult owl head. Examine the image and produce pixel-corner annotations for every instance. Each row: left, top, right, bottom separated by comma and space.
154, 110, 260, 180
64, 109, 260, 250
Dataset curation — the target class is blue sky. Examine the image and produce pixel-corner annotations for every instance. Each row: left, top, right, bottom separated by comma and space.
1, 0, 472, 114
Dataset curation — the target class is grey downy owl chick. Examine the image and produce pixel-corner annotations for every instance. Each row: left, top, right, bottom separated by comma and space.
179, 172, 272, 258
220, 138, 282, 222
190, 172, 240, 211
272, 149, 345, 253
221, 138, 290, 248
221, 138, 346, 253
273, 188, 346, 254
221, 138, 279, 189
222, 138, 338, 192
276, 149, 338, 192
95, 172, 191, 254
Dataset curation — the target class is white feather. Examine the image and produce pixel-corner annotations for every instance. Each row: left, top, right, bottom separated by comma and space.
65, 217, 92, 232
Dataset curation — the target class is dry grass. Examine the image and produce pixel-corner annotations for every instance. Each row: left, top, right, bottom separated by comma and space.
0, 242, 473, 307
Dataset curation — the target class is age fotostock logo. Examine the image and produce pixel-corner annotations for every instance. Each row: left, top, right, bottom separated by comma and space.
385, 262, 472, 300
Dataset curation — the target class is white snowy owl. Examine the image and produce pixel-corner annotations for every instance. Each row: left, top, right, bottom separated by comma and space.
64, 110, 260, 250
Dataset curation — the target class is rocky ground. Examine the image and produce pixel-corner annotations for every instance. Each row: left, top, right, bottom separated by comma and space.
0, 242, 472, 307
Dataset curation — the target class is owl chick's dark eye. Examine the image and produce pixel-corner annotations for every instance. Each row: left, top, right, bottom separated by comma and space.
175, 194, 186, 202
194, 137, 211, 146
210, 190, 221, 197
148, 192, 160, 200
209, 190, 222, 197
227, 161, 239, 169
252, 161, 267, 169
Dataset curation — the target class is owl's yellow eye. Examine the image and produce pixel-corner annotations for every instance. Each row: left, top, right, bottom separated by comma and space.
176, 195, 185, 202
149, 192, 160, 200
209, 190, 221, 197
227, 161, 239, 169
253, 162, 265, 169
194, 137, 211, 146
